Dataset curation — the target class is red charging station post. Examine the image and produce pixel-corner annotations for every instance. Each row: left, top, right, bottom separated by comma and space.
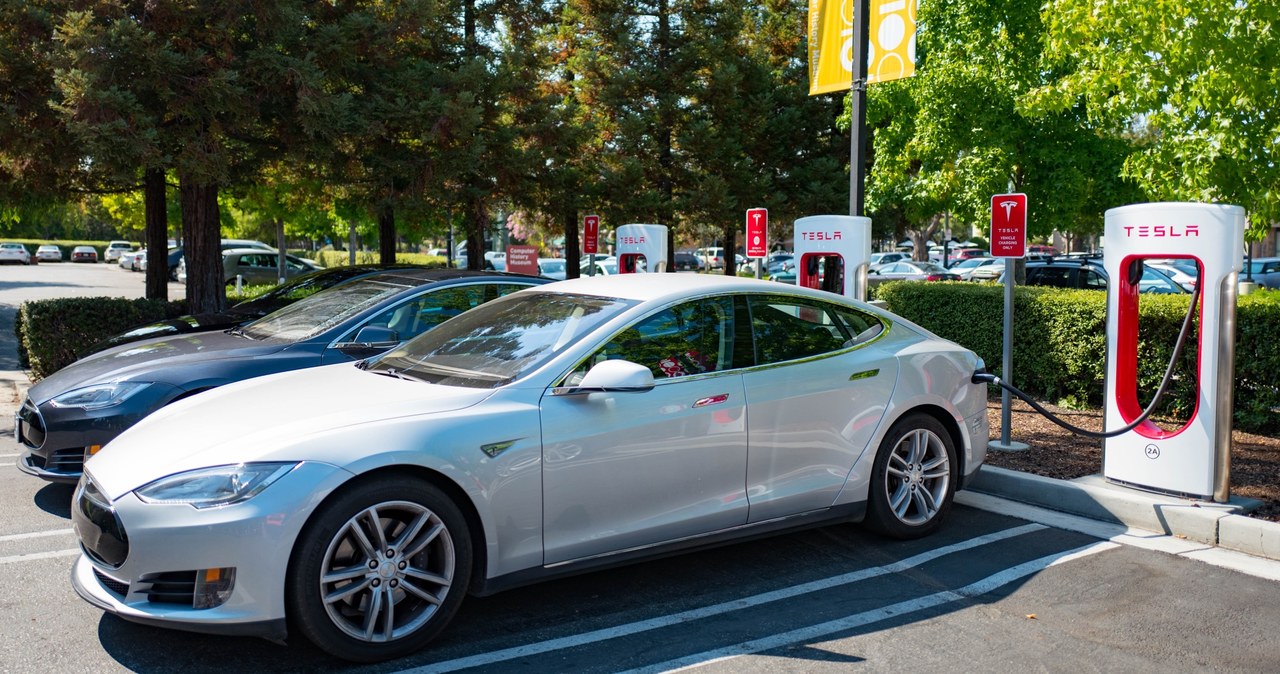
583, 215, 599, 276
746, 208, 768, 279
991, 193, 1029, 452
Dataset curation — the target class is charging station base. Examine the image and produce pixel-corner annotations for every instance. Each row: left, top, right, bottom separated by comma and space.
989, 440, 1030, 452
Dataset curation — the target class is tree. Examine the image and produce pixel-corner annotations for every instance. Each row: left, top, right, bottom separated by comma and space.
1027, 0, 1280, 236
861, 0, 1141, 257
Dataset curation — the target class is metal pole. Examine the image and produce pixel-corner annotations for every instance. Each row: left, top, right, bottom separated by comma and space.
992, 257, 1029, 451
849, 0, 871, 217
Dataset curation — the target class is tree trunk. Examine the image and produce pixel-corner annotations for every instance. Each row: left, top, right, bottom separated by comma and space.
275, 218, 286, 283
723, 224, 737, 276
180, 175, 225, 314
379, 202, 396, 265
563, 206, 580, 279
657, 0, 675, 272
466, 197, 485, 271
143, 168, 169, 300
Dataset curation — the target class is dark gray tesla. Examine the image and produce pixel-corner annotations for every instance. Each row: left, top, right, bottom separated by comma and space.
16, 269, 549, 482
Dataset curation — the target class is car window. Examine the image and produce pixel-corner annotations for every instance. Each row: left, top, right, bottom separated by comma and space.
749, 296, 849, 365
1081, 267, 1106, 289
571, 297, 735, 381
349, 283, 530, 343
243, 278, 414, 342
1029, 266, 1074, 288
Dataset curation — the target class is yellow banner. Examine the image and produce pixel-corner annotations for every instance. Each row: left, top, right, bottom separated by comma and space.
809, 0, 916, 95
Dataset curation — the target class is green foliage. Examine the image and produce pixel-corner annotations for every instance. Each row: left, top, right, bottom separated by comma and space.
18, 297, 180, 380
311, 251, 450, 268
1028, 0, 1280, 235
877, 282, 1280, 435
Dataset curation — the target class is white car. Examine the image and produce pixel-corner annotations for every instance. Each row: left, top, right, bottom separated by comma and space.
71, 274, 989, 662
103, 240, 133, 262
0, 242, 31, 265
537, 257, 567, 280
118, 249, 139, 270
35, 244, 63, 262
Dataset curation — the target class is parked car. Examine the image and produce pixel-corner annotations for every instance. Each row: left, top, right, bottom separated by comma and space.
950, 257, 1004, 281
103, 241, 133, 263
949, 249, 990, 263
90, 265, 432, 353
867, 260, 961, 284
70, 245, 98, 263
869, 251, 909, 266
35, 244, 63, 262
16, 270, 550, 483
695, 246, 727, 270
0, 242, 32, 265
69, 273, 988, 661
672, 251, 703, 271
537, 257, 567, 280
222, 248, 323, 285
117, 249, 140, 270
1146, 261, 1198, 292
997, 258, 1187, 294
580, 255, 618, 276
1243, 257, 1280, 290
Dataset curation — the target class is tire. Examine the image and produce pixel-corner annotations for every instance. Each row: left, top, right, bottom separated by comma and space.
287, 476, 473, 663
864, 413, 958, 540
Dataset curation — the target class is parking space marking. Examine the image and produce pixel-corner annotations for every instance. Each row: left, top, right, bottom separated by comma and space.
0, 452, 19, 458
396, 523, 1047, 674
0, 548, 79, 565
0, 528, 73, 543
623, 541, 1120, 674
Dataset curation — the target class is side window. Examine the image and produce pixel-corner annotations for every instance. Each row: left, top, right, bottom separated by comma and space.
832, 306, 885, 347
748, 296, 848, 365
1081, 268, 1106, 289
570, 297, 735, 381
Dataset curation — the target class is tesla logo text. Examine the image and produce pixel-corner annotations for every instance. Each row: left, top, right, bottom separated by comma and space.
998, 200, 1019, 220
618, 236, 646, 245
1122, 225, 1200, 238
800, 231, 842, 241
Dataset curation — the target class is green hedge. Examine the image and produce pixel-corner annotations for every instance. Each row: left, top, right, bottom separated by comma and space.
876, 281, 1280, 435
310, 250, 450, 268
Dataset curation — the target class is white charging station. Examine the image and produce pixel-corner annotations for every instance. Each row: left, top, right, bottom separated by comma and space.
616, 224, 668, 274
792, 215, 872, 300
1102, 202, 1244, 501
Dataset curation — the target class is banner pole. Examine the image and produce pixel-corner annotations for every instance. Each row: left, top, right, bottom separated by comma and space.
849, 0, 871, 217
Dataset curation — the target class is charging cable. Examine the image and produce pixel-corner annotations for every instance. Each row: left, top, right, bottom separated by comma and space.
971, 274, 1202, 439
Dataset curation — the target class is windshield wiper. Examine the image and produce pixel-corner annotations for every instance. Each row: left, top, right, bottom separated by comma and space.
227, 326, 256, 340
370, 368, 422, 382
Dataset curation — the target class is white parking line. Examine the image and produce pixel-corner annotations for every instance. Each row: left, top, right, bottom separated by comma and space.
0, 528, 74, 543
0, 549, 79, 566
623, 541, 1120, 674
0, 452, 19, 458
395, 523, 1047, 674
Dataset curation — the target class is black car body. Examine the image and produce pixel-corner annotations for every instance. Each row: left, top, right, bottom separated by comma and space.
89, 265, 431, 353
1000, 259, 1187, 294
17, 270, 549, 482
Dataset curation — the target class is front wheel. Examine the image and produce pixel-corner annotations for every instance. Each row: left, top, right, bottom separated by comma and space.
287, 477, 473, 663
864, 413, 957, 539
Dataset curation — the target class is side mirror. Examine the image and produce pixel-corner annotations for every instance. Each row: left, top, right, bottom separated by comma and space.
553, 359, 655, 396
336, 326, 400, 351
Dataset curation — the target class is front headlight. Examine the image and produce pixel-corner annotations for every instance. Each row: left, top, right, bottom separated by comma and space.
135, 463, 298, 509
49, 381, 151, 410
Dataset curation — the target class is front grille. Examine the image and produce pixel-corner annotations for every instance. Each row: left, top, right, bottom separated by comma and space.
46, 448, 85, 473
138, 571, 198, 606
17, 399, 44, 448
72, 479, 129, 567
93, 568, 129, 597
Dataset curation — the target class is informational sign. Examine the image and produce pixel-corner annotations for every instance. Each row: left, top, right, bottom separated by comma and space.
506, 245, 539, 275
583, 215, 599, 255
990, 193, 1028, 258
808, 0, 917, 95
746, 208, 768, 258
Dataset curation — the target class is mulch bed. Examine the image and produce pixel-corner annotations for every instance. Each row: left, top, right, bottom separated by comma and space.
983, 397, 1280, 522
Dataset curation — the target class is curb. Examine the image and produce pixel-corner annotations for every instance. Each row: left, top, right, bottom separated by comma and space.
965, 465, 1280, 562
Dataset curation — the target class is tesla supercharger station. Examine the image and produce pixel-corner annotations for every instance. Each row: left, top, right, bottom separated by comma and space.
616, 224, 668, 274
793, 215, 872, 300
1102, 202, 1244, 502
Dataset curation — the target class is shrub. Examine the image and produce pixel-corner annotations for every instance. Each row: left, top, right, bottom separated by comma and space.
876, 282, 1280, 435
312, 251, 449, 268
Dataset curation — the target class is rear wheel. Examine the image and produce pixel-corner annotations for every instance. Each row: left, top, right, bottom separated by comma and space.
287, 477, 472, 662
865, 413, 957, 539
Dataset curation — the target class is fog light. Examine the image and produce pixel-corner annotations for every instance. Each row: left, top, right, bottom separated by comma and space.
193, 567, 236, 609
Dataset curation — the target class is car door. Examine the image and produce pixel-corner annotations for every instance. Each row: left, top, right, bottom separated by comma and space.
539, 296, 748, 564
740, 295, 898, 522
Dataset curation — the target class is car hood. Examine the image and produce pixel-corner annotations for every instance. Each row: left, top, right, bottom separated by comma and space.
86, 363, 494, 499
87, 310, 259, 353
28, 331, 289, 405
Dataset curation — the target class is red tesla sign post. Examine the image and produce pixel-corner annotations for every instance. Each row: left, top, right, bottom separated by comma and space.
583, 215, 599, 276
746, 208, 768, 278
990, 192, 1029, 453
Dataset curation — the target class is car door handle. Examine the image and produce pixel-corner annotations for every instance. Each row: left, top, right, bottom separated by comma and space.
693, 394, 729, 408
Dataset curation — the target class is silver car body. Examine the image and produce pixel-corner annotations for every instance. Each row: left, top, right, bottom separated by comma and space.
0, 242, 31, 264
72, 274, 989, 649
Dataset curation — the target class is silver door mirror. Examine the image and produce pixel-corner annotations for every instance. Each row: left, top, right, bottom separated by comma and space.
553, 359, 655, 395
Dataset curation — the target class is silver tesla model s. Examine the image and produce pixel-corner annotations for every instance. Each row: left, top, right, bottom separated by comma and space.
71, 274, 989, 662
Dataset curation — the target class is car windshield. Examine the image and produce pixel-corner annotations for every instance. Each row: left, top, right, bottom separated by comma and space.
915, 262, 948, 273
369, 291, 635, 388
539, 260, 566, 274
241, 277, 414, 342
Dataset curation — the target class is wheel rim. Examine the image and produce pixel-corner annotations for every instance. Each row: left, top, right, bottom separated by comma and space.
319, 500, 456, 643
883, 428, 951, 526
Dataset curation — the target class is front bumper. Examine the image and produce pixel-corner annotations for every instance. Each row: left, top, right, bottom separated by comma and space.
70, 462, 351, 639
16, 388, 180, 483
